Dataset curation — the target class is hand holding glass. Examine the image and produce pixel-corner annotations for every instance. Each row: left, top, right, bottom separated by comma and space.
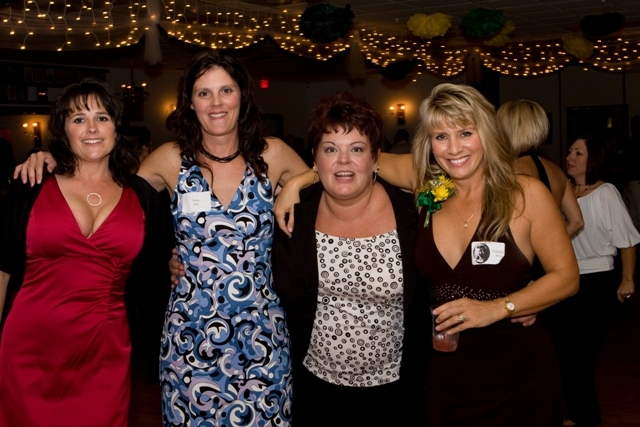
431, 304, 460, 352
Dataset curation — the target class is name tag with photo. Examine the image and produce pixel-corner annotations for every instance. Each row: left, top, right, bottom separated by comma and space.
471, 241, 505, 265
182, 192, 211, 213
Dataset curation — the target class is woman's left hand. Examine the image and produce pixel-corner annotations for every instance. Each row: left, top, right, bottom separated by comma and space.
617, 278, 635, 302
432, 298, 505, 335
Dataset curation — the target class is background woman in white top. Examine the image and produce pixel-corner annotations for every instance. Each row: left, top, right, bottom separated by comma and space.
555, 133, 640, 427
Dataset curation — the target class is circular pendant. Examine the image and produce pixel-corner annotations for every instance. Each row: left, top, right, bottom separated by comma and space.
463, 223, 468, 228
86, 192, 103, 207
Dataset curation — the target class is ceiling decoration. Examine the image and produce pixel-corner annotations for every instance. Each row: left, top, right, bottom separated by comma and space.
2, 0, 640, 78
460, 8, 505, 38
406, 13, 452, 39
298, 3, 353, 44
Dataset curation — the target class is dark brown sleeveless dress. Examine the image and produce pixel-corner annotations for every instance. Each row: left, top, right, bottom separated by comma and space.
415, 209, 563, 427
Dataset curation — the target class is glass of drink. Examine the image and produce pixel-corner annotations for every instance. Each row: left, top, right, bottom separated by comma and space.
430, 304, 460, 352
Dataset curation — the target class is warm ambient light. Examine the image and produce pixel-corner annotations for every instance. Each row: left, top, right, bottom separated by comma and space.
396, 104, 405, 125
23, 122, 42, 147
2, 1, 640, 77
390, 104, 406, 125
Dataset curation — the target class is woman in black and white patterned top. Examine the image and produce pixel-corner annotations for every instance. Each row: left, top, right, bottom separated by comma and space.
272, 91, 422, 426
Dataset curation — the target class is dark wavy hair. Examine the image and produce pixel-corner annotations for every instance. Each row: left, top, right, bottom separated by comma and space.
49, 78, 138, 185
166, 51, 268, 181
307, 91, 383, 160
572, 133, 608, 185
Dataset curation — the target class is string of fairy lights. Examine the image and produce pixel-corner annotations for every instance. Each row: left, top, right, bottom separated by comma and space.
2, 0, 640, 77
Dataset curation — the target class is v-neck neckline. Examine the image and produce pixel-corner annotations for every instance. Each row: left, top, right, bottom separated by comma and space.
430, 221, 478, 271
52, 176, 124, 240
194, 163, 249, 212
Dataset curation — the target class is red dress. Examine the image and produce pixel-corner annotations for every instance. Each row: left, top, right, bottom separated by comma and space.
0, 177, 144, 427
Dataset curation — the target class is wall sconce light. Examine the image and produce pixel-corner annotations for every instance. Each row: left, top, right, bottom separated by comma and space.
166, 103, 177, 118
23, 121, 42, 148
393, 104, 405, 125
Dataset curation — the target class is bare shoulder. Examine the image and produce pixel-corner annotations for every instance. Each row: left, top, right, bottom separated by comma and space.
540, 157, 568, 184
261, 136, 308, 186
261, 137, 286, 158
514, 156, 538, 178
515, 174, 555, 213
260, 137, 288, 176
153, 141, 181, 158
138, 142, 182, 191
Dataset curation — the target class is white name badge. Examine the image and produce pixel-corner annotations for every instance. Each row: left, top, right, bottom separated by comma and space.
182, 192, 211, 213
471, 241, 505, 265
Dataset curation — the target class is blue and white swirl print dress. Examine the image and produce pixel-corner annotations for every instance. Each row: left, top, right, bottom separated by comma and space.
160, 159, 292, 427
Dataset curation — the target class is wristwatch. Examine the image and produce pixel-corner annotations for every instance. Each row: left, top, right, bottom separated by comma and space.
503, 297, 515, 316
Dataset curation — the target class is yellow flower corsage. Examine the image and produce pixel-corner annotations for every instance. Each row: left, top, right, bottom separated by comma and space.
416, 174, 456, 227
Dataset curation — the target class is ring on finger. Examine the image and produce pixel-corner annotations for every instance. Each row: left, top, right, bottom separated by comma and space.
457, 314, 466, 324
625, 294, 632, 299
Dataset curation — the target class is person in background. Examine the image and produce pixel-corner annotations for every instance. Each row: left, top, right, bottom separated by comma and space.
558, 134, 640, 427
272, 91, 422, 426
389, 128, 411, 154
0, 78, 174, 426
276, 83, 579, 426
498, 100, 583, 237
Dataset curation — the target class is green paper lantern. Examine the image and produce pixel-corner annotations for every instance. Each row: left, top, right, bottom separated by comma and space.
461, 8, 505, 38
299, 3, 355, 44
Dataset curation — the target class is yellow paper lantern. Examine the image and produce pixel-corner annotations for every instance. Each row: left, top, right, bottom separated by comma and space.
562, 34, 594, 59
407, 13, 452, 39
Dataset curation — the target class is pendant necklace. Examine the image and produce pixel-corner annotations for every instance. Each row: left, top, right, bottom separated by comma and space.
201, 146, 241, 163
453, 200, 480, 228
77, 175, 103, 207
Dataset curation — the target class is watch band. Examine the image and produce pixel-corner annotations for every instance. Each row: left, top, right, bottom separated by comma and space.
503, 297, 515, 316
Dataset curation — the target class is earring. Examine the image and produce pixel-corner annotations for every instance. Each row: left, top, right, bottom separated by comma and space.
373, 165, 379, 183
312, 165, 319, 184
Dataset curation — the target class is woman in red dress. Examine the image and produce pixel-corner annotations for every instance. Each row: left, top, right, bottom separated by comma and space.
0, 79, 173, 426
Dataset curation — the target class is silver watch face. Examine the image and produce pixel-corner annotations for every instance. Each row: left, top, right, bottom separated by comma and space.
506, 302, 515, 311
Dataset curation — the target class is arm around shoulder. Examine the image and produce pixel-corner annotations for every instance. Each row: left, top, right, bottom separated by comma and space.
378, 153, 416, 191
262, 137, 310, 188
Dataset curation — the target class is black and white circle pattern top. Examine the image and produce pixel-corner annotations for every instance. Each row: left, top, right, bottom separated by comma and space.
304, 230, 404, 387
